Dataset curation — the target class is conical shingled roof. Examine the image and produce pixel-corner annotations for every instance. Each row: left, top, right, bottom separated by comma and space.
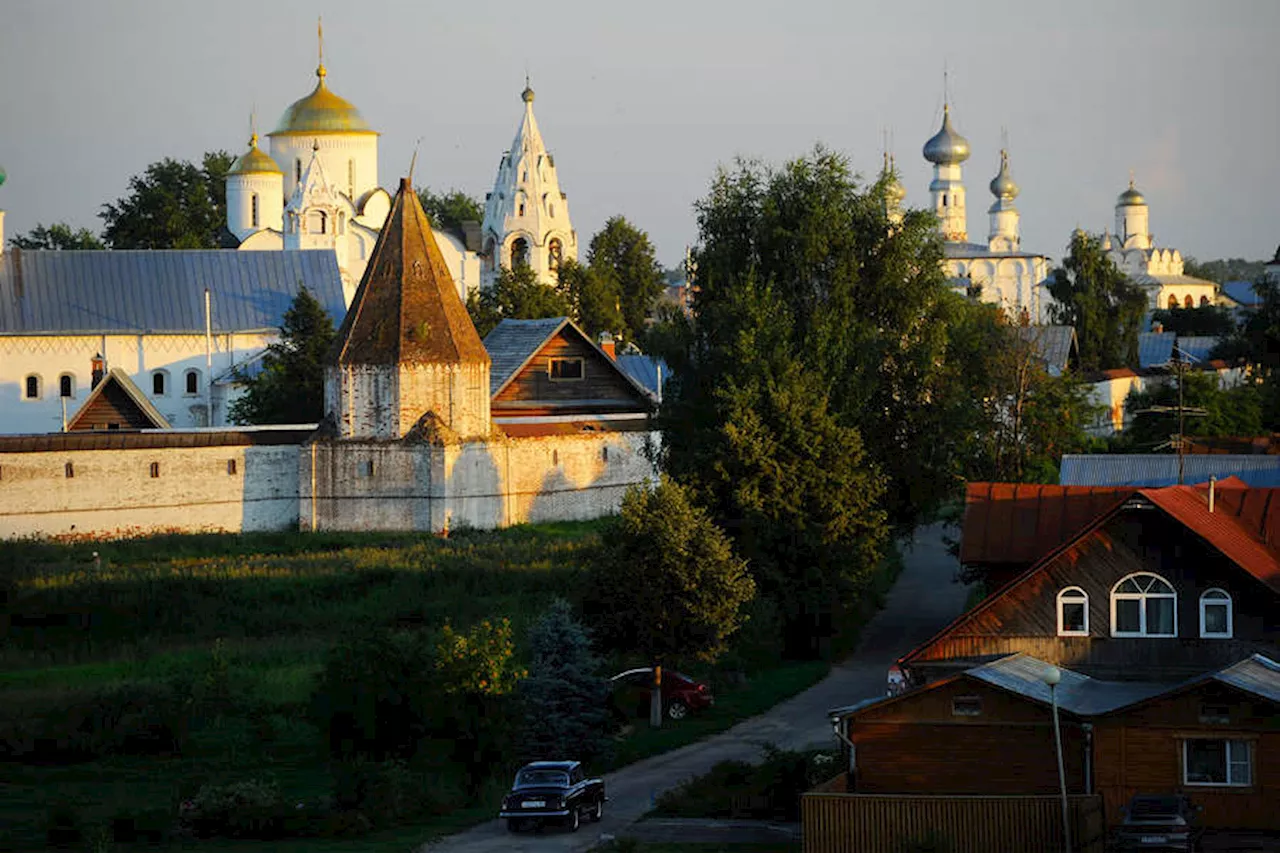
331, 178, 489, 366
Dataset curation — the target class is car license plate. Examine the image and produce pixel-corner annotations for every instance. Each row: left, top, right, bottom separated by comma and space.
521, 800, 546, 809
1141, 837, 1168, 844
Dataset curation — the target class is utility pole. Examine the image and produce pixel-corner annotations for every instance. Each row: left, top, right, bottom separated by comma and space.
1133, 343, 1207, 480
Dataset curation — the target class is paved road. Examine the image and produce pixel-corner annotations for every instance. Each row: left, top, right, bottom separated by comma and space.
419, 523, 968, 853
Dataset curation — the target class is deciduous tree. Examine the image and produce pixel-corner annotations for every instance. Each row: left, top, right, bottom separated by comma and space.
556, 259, 624, 340
466, 264, 571, 337
8, 222, 104, 250
1047, 230, 1148, 372
228, 287, 335, 425
100, 152, 234, 249
587, 216, 665, 343
416, 187, 483, 238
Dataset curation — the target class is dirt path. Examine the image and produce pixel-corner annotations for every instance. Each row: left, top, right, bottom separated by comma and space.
419, 522, 968, 853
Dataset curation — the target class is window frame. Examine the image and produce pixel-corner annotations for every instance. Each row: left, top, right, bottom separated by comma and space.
1056, 587, 1089, 636
152, 370, 169, 397
548, 357, 584, 382
59, 374, 75, 399
24, 374, 42, 401
1199, 588, 1233, 639
951, 696, 982, 717
184, 369, 201, 396
1110, 572, 1177, 638
1183, 738, 1252, 788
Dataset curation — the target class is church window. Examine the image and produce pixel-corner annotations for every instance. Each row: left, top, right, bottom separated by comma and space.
942, 194, 948, 207
1168, 295, 1179, 310
518, 199, 526, 216
59, 375, 75, 399
602, 446, 609, 462
1184, 295, 1194, 309
65, 462, 74, 479
227, 459, 238, 475
152, 371, 168, 397
548, 238, 563, 270
149, 462, 160, 479
185, 370, 200, 396
1200, 295, 1210, 307
348, 159, 355, 198
251, 194, 260, 228
549, 202, 556, 217
24, 375, 41, 400
511, 237, 530, 268
310, 211, 328, 235
295, 158, 302, 183
522, 170, 528, 183
549, 357, 584, 381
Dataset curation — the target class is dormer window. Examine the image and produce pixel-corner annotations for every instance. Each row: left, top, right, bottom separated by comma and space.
1111, 573, 1176, 637
1199, 589, 1232, 638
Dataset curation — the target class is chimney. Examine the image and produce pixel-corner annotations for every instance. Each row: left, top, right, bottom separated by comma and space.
598, 331, 616, 360
1208, 476, 1216, 513
1151, 321, 1164, 334
91, 353, 105, 388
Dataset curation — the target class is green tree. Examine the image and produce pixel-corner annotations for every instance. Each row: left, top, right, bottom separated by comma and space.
587, 216, 666, 343
1214, 276, 1280, 430
556, 259, 623, 339
8, 222, 104, 250
416, 187, 483, 238
517, 599, 611, 763
584, 476, 755, 668
1047, 230, 1148, 372
228, 287, 336, 425
100, 151, 234, 249
1150, 305, 1236, 337
466, 264, 571, 338
1183, 256, 1266, 285
1123, 369, 1265, 451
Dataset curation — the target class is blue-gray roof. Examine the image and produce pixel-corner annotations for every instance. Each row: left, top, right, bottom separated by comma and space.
482, 317, 569, 397
615, 354, 668, 398
1213, 655, 1280, 704
1060, 454, 1280, 488
1222, 280, 1263, 308
1017, 325, 1076, 376
0, 249, 346, 334
1138, 332, 1175, 369
1176, 336, 1222, 364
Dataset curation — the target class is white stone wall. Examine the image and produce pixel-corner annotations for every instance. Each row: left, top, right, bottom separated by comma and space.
269, 133, 379, 207
227, 172, 285, 240
0, 444, 300, 539
1, 333, 276, 434
947, 255, 1053, 323
326, 363, 491, 441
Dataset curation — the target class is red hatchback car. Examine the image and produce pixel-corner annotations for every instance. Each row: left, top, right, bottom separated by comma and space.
608, 668, 715, 721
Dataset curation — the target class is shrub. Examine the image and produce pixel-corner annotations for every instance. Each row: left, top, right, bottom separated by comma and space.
181, 778, 286, 839
44, 802, 82, 848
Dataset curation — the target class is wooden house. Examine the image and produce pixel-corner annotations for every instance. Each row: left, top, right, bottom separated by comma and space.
66, 369, 172, 432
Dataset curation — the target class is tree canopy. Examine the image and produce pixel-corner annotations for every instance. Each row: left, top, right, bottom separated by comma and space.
587, 216, 666, 343
557, 259, 624, 340
416, 187, 483, 238
100, 151, 234, 249
1122, 369, 1265, 452
1183, 256, 1266, 285
228, 287, 336, 425
466, 264, 571, 338
1150, 305, 1236, 337
1047, 230, 1148, 372
8, 222, 105, 250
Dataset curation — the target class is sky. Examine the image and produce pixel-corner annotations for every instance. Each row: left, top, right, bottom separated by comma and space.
1, 0, 1277, 268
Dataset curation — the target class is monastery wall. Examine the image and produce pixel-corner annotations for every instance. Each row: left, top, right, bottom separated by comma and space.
0, 444, 301, 539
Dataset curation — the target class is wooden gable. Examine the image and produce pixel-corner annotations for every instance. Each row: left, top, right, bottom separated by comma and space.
491, 324, 650, 416
66, 370, 170, 432
906, 506, 1280, 682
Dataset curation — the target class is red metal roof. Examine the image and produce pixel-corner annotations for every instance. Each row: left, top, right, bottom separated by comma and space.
1146, 486, 1280, 593
960, 483, 1131, 565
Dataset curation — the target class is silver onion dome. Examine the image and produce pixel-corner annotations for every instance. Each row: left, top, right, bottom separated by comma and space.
989, 150, 1018, 200
922, 105, 970, 165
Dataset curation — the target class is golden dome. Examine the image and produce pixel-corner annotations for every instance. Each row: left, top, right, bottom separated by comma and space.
228, 133, 282, 175
269, 66, 376, 136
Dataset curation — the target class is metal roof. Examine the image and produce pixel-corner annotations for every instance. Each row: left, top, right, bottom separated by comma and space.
615, 354, 668, 398
960, 482, 1131, 566
1138, 332, 1175, 369
0, 428, 314, 452
0, 249, 346, 334
1016, 325, 1076, 376
1222, 281, 1263, 308
1213, 655, 1280, 704
1060, 454, 1280, 488
1176, 336, 1221, 364
483, 317, 568, 396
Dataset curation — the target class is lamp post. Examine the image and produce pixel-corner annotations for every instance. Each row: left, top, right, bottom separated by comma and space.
1043, 665, 1071, 853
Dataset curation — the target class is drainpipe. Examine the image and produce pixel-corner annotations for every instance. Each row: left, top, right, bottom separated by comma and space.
1082, 723, 1093, 795
1208, 476, 1216, 513
204, 289, 214, 427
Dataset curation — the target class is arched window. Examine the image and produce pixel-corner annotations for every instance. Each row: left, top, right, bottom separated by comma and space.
59, 374, 74, 398
251, 193, 260, 228
348, 159, 355, 198
511, 237, 530, 268
548, 237, 563, 270
309, 211, 327, 235
942, 194, 949, 207
185, 370, 200, 396
518, 200, 526, 217
1199, 589, 1232, 638
1111, 572, 1176, 637
152, 371, 168, 397
24, 375, 41, 400
1168, 295, 1179, 310
1057, 587, 1089, 636
1184, 295, 1194, 309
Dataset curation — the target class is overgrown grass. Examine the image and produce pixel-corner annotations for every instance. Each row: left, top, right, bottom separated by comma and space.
649, 746, 840, 821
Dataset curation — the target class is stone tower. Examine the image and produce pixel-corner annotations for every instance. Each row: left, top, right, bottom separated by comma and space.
480, 82, 578, 287
325, 178, 491, 440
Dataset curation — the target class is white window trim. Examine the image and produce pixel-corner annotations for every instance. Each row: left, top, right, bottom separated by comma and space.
1057, 587, 1089, 636
1110, 572, 1177, 638
58, 373, 76, 399
1183, 738, 1252, 787
23, 374, 43, 401
1199, 588, 1233, 639
184, 369, 201, 397
151, 369, 169, 397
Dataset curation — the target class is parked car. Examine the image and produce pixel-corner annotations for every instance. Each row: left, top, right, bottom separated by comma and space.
499, 760, 605, 833
609, 667, 714, 721
1112, 793, 1204, 852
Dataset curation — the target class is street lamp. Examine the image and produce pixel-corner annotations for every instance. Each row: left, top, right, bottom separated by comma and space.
1043, 665, 1071, 853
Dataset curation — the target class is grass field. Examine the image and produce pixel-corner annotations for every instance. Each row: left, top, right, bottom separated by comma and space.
0, 521, 879, 852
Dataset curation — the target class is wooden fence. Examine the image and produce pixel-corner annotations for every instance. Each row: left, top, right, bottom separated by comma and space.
803, 792, 1105, 853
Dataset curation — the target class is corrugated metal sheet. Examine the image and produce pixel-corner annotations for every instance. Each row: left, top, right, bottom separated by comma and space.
1138, 332, 1175, 369
967, 654, 1171, 716
481, 317, 566, 396
960, 483, 1131, 566
1059, 454, 1280, 488
1016, 325, 1076, 376
1176, 336, 1221, 364
1213, 654, 1280, 704
615, 354, 668, 397
0, 249, 345, 334
1222, 281, 1262, 308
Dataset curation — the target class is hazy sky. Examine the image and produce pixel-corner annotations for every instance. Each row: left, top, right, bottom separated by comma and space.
1, 0, 1277, 267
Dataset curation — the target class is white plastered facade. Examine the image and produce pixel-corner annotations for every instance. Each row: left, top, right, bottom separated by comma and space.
1103, 185, 1220, 311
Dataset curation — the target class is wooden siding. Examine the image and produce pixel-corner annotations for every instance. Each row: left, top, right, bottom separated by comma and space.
802, 793, 1105, 853
69, 382, 159, 431
910, 510, 1280, 681
1094, 686, 1280, 830
491, 331, 646, 413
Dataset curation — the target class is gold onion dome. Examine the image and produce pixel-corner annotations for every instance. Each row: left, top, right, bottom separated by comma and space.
228, 133, 282, 175
922, 105, 970, 165
1117, 178, 1146, 207
522, 82, 535, 103
989, 150, 1019, 200
882, 154, 906, 203
270, 64, 375, 135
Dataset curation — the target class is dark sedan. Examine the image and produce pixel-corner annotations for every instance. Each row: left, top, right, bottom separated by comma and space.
1112, 793, 1204, 852
499, 760, 605, 832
